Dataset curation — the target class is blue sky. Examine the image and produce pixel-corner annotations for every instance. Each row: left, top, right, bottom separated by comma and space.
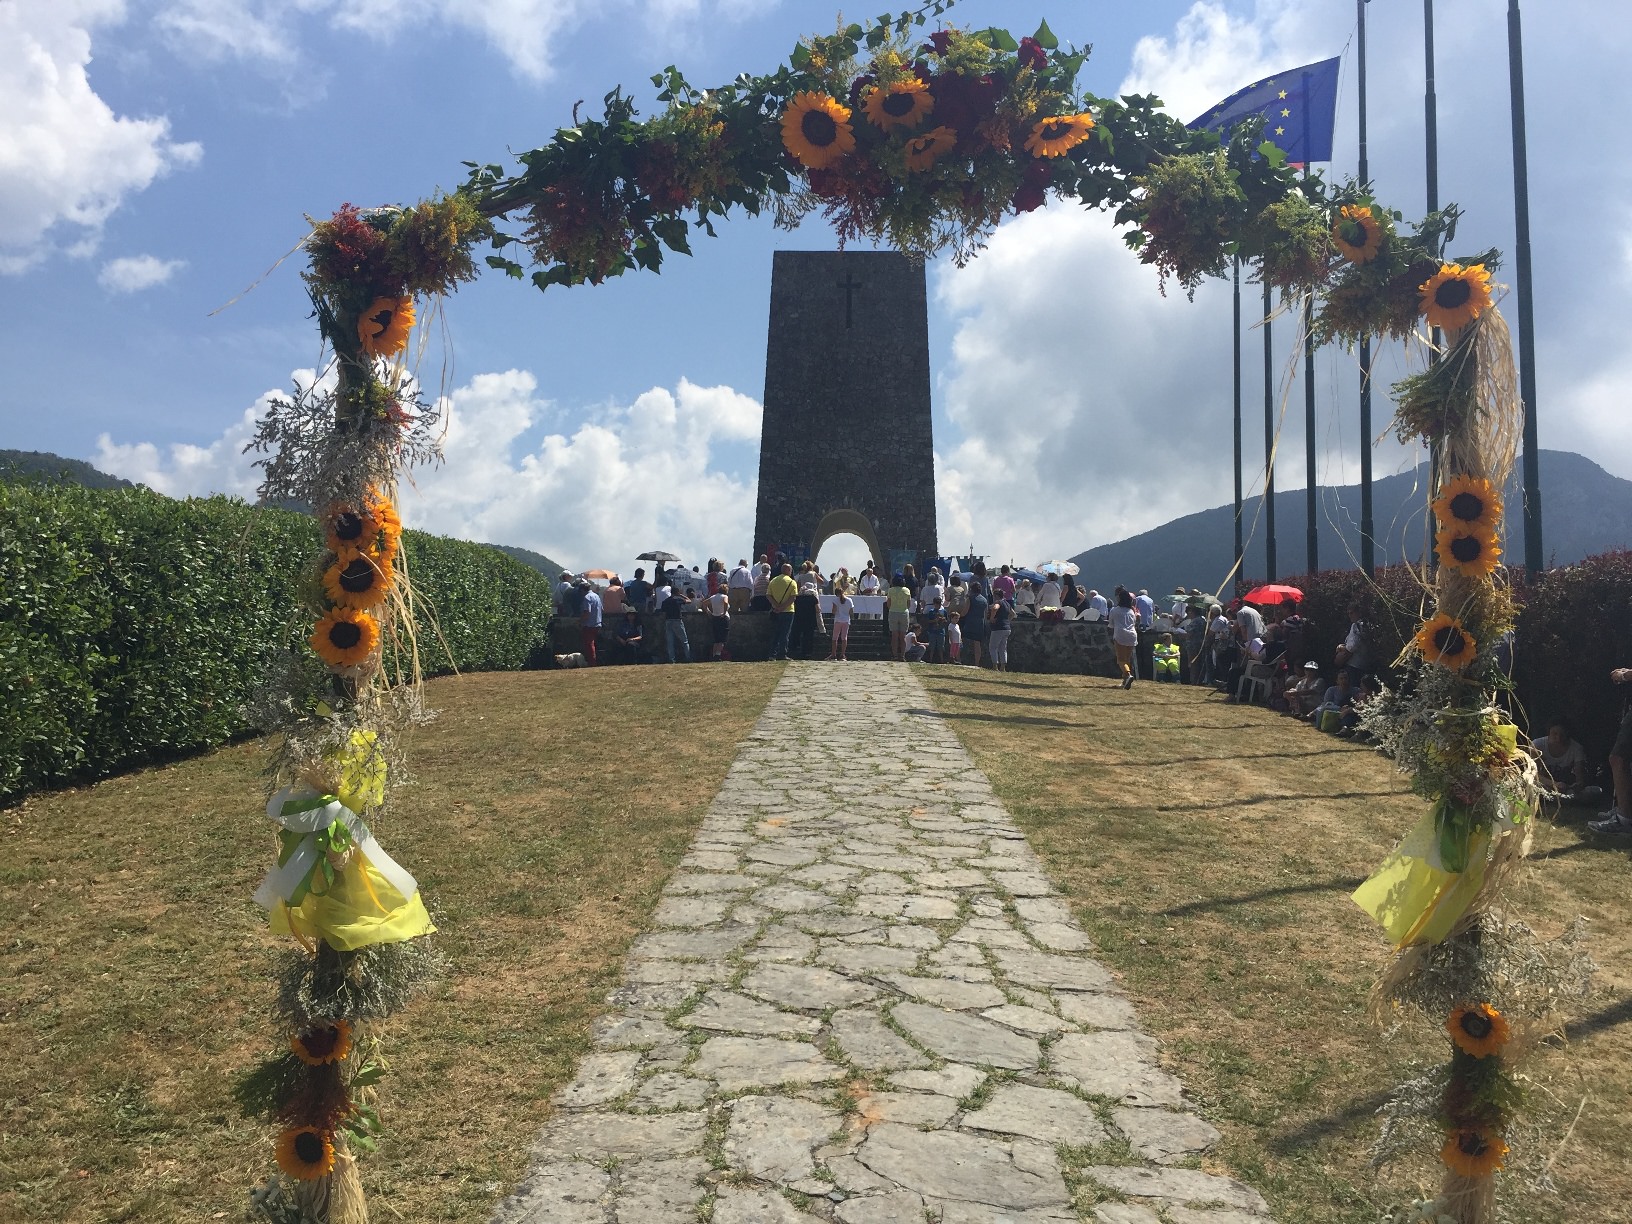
3, 0, 1627, 581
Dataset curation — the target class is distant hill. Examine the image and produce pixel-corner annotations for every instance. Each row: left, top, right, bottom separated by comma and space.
0, 449, 131, 490
483, 542, 571, 579
1068, 450, 1630, 596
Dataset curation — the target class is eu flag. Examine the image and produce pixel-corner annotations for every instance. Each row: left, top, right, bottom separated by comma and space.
1188, 56, 1342, 164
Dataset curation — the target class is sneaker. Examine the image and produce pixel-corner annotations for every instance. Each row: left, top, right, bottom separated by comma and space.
1587, 810, 1632, 836
1122, 674, 1134, 690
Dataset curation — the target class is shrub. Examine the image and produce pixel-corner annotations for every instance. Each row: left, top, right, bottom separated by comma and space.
1252, 563, 1430, 680
1512, 550, 1632, 763
0, 482, 551, 802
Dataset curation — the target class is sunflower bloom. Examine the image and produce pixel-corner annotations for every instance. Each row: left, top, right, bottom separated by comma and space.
1447, 1003, 1511, 1058
311, 607, 381, 671
903, 125, 958, 172
324, 551, 395, 610
863, 78, 934, 132
275, 1126, 336, 1181
1432, 474, 1502, 534
780, 92, 856, 169
1420, 262, 1494, 331
1440, 1128, 1508, 1178
1025, 112, 1094, 158
1332, 204, 1383, 263
1415, 613, 1477, 670
357, 296, 415, 358
291, 1019, 354, 1066
1436, 523, 1502, 579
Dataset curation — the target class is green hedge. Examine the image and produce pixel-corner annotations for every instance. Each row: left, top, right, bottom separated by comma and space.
0, 481, 551, 803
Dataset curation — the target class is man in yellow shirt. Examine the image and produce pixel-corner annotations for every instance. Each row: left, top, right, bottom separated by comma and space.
886, 573, 913, 662
767, 563, 799, 660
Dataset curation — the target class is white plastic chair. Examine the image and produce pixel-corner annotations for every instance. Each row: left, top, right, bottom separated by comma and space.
1237, 661, 1274, 704
1060, 606, 1078, 621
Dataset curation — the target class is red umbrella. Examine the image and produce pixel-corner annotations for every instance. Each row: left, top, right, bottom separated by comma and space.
1243, 583, 1304, 604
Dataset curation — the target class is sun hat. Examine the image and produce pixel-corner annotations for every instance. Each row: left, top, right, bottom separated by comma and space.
1303, 660, 1320, 670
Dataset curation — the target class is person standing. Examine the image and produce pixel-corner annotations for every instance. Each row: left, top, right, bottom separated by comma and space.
751, 556, 772, 611
964, 581, 988, 668
791, 574, 822, 659
1134, 588, 1155, 628
767, 563, 798, 660
825, 588, 853, 661
1110, 588, 1139, 689
947, 612, 963, 664
661, 586, 691, 663
1335, 604, 1370, 685
728, 558, 753, 613
992, 565, 1016, 603
700, 585, 731, 661
886, 572, 913, 661
576, 579, 602, 665
987, 591, 1013, 672
624, 567, 652, 613
601, 576, 625, 618
554, 571, 576, 608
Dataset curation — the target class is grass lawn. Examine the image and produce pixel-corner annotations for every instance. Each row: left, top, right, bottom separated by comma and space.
0, 663, 783, 1224
914, 667, 1632, 1223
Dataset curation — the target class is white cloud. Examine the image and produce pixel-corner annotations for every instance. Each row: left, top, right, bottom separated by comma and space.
98, 253, 186, 292
93, 368, 764, 570
152, 0, 765, 82
0, 0, 202, 273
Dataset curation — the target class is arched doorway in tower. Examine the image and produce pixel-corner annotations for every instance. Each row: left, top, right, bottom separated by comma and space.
811, 508, 883, 586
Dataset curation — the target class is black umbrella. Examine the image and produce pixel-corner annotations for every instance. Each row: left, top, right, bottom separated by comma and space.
637, 550, 682, 563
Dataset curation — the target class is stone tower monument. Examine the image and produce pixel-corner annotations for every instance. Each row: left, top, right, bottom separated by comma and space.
754, 250, 937, 575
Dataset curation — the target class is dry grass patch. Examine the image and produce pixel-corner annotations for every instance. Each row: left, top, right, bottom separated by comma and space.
917, 667, 1632, 1223
0, 663, 782, 1223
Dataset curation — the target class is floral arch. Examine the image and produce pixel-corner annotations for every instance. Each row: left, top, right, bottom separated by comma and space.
238, 6, 1568, 1223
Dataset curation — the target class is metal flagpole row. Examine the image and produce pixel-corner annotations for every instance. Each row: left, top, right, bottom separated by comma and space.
1508, 0, 1543, 575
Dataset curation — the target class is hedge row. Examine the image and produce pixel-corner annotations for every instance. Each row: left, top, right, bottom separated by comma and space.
0, 481, 552, 803
1272, 553, 1632, 764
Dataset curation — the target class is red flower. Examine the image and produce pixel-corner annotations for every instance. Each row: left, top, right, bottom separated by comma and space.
1018, 36, 1047, 70
926, 31, 952, 55
807, 168, 840, 197
932, 71, 1000, 140
848, 74, 875, 108
1023, 160, 1054, 189
1012, 184, 1046, 213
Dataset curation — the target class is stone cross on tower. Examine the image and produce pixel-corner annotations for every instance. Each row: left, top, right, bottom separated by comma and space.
836, 270, 862, 328
754, 250, 938, 575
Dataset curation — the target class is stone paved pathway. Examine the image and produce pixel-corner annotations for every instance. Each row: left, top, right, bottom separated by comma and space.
492, 663, 1273, 1224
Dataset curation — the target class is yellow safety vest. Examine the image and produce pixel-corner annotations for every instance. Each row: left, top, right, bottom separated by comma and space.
1153, 643, 1181, 674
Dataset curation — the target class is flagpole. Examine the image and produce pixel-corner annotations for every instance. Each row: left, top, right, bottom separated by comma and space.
1358, 0, 1375, 576
1425, 0, 1443, 562
1233, 258, 1245, 589
1302, 72, 1319, 577
1508, 0, 1543, 575
1263, 278, 1277, 582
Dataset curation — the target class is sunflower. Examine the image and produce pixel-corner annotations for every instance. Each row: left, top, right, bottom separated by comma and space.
780, 92, 856, 169
1419, 262, 1494, 331
291, 1019, 354, 1066
1436, 522, 1502, 579
1415, 612, 1477, 670
323, 551, 394, 610
903, 125, 958, 172
276, 1126, 336, 1181
324, 492, 400, 557
1440, 1128, 1508, 1178
1331, 204, 1383, 263
311, 607, 381, 671
863, 78, 934, 132
1432, 474, 1502, 534
1025, 112, 1094, 158
1447, 1003, 1511, 1058
357, 296, 415, 358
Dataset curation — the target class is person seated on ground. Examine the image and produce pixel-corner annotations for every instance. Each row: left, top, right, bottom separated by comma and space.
1529, 716, 1592, 799
947, 612, 963, 664
922, 598, 948, 663
1152, 632, 1181, 683
1284, 661, 1325, 718
1590, 666, 1632, 836
614, 607, 646, 663
902, 625, 927, 663
1310, 669, 1357, 730
1337, 675, 1383, 738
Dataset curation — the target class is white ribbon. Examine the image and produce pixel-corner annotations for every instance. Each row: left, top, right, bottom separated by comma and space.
253, 786, 419, 911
